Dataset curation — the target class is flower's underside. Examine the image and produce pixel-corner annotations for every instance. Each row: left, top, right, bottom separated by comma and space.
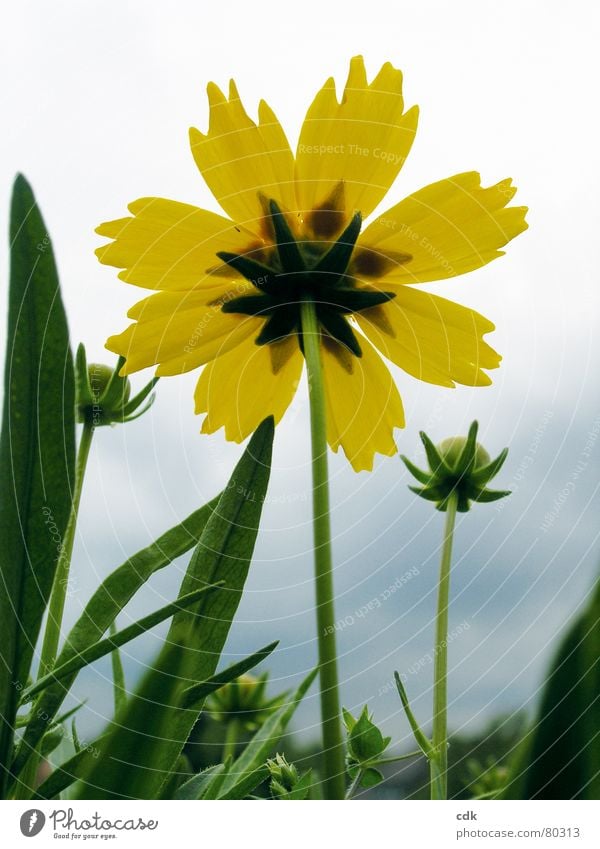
97, 56, 528, 471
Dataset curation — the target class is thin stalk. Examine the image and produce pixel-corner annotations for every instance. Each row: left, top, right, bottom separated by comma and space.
430, 491, 458, 800
222, 718, 241, 761
300, 299, 345, 801
344, 768, 364, 800
13, 421, 94, 799
38, 420, 94, 676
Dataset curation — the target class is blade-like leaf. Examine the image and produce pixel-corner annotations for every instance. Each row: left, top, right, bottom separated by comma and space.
217, 667, 317, 799
12, 496, 219, 779
21, 584, 223, 702
75, 417, 275, 799
502, 576, 600, 799
0, 175, 75, 795
108, 622, 126, 715
180, 641, 278, 709
35, 735, 107, 800
175, 764, 226, 800
219, 765, 269, 801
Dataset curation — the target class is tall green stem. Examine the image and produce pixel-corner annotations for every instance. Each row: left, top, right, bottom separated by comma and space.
39, 420, 94, 676
300, 299, 345, 801
430, 491, 458, 800
14, 421, 94, 798
222, 718, 241, 762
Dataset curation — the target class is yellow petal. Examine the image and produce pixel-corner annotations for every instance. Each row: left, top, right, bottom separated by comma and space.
356, 171, 528, 283
195, 335, 303, 442
96, 197, 260, 296
320, 334, 405, 472
356, 286, 500, 387
296, 56, 418, 228
189, 81, 297, 232
106, 295, 262, 376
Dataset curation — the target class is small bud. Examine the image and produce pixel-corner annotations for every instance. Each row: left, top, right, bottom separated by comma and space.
75, 343, 157, 427
401, 421, 510, 512
207, 673, 287, 732
344, 706, 391, 766
267, 754, 312, 800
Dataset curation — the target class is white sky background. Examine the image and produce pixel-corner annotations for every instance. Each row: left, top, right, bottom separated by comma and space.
1, 0, 600, 757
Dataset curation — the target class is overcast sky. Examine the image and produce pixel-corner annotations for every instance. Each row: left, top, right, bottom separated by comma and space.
1, 0, 599, 751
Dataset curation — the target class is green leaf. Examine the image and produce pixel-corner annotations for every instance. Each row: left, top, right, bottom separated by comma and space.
180, 640, 279, 709
360, 767, 384, 788
175, 764, 226, 801
219, 765, 269, 800
74, 417, 275, 799
0, 175, 75, 795
40, 727, 64, 759
217, 667, 317, 799
287, 769, 313, 800
11, 496, 219, 779
502, 577, 600, 799
21, 583, 223, 702
108, 622, 126, 715
35, 735, 107, 799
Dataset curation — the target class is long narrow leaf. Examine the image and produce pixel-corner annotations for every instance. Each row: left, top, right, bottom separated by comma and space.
35, 735, 107, 800
0, 176, 75, 795
108, 622, 126, 715
21, 584, 223, 702
180, 640, 278, 709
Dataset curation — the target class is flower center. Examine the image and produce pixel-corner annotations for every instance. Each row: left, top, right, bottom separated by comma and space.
217, 200, 396, 356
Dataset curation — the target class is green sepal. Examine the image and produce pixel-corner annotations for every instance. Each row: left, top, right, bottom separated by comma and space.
319, 309, 362, 357
313, 212, 362, 279
325, 286, 396, 313
470, 447, 509, 486
221, 294, 273, 316
400, 455, 434, 485
269, 199, 305, 272
255, 308, 299, 345
420, 430, 451, 476
216, 251, 275, 290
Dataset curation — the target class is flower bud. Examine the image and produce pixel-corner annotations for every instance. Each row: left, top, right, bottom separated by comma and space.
267, 754, 312, 800
207, 672, 287, 732
401, 421, 510, 512
75, 344, 156, 427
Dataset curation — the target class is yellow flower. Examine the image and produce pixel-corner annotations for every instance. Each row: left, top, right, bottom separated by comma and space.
97, 56, 527, 471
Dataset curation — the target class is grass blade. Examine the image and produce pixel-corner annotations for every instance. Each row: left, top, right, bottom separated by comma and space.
0, 176, 75, 794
